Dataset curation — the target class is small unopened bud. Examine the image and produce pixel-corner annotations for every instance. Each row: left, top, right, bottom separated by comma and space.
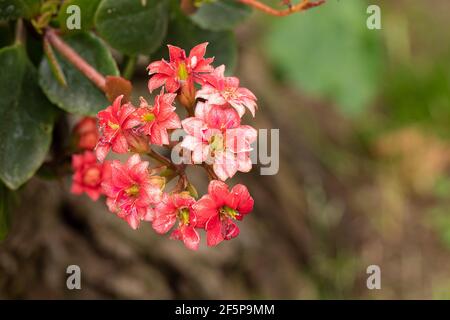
149, 175, 166, 190
178, 79, 196, 110
125, 130, 150, 154
73, 117, 99, 150
186, 182, 198, 199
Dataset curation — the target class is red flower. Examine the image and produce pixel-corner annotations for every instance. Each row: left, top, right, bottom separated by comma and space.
96, 95, 142, 162
197, 65, 257, 117
147, 43, 214, 93
193, 180, 254, 246
181, 102, 257, 181
73, 117, 99, 150
152, 192, 200, 250
101, 154, 163, 229
135, 90, 181, 145
71, 151, 106, 201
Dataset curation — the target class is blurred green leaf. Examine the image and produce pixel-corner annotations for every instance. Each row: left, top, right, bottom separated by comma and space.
158, 6, 237, 72
189, 0, 251, 31
58, 0, 101, 33
0, 182, 13, 241
0, 21, 13, 47
39, 32, 119, 115
0, 0, 41, 20
384, 64, 450, 136
264, 0, 383, 116
0, 44, 57, 190
95, 0, 169, 55
429, 207, 450, 251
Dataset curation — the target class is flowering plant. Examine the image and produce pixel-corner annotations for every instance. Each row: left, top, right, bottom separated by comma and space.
0, 0, 324, 244
71, 43, 258, 249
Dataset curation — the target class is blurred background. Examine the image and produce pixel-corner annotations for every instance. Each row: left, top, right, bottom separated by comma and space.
1, 0, 450, 299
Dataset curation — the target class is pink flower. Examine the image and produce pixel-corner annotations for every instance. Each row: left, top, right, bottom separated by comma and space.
193, 180, 254, 247
197, 65, 257, 117
101, 154, 163, 229
147, 43, 214, 93
152, 192, 200, 250
71, 151, 106, 201
135, 90, 181, 145
181, 102, 257, 181
73, 117, 99, 150
96, 95, 142, 162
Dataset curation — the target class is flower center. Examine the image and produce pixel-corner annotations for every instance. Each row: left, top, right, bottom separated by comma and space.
125, 184, 139, 197
142, 112, 155, 122
209, 134, 224, 153
222, 87, 236, 100
178, 208, 190, 225
220, 206, 239, 220
108, 121, 120, 130
83, 167, 101, 186
177, 62, 189, 81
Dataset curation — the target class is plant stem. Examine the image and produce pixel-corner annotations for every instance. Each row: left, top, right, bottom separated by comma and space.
45, 28, 106, 91
148, 148, 179, 172
14, 19, 25, 45
172, 173, 188, 194
43, 37, 68, 87
122, 55, 138, 80
202, 164, 219, 181
238, 0, 325, 16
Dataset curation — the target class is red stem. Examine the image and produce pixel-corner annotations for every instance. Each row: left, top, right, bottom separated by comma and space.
238, 0, 325, 16
45, 28, 106, 91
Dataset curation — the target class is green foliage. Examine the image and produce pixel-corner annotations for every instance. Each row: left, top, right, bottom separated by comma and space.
264, 0, 383, 116
39, 32, 119, 115
383, 63, 450, 136
58, 0, 101, 33
189, 0, 251, 31
0, 21, 13, 47
0, 0, 22, 21
0, 44, 57, 190
428, 206, 450, 250
95, 0, 169, 55
0, 182, 14, 241
0, 0, 41, 21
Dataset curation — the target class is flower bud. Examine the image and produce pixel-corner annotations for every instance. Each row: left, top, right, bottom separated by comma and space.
73, 117, 99, 150
124, 130, 150, 154
178, 78, 196, 110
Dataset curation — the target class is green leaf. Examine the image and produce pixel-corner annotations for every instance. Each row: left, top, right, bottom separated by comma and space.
39, 31, 119, 115
158, 7, 237, 72
0, 0, 23, 20
95, 0, 169, 55
264, 0, 383, 116
0, 0, 41, 20
0, 21, 14, 47
0, 44, 57, 190
0, 182, 13, 241
189, 0, 251, 31
58, 0, 101, 33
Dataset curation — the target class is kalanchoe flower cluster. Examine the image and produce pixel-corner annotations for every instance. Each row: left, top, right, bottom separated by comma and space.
71, 43, 258, 250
